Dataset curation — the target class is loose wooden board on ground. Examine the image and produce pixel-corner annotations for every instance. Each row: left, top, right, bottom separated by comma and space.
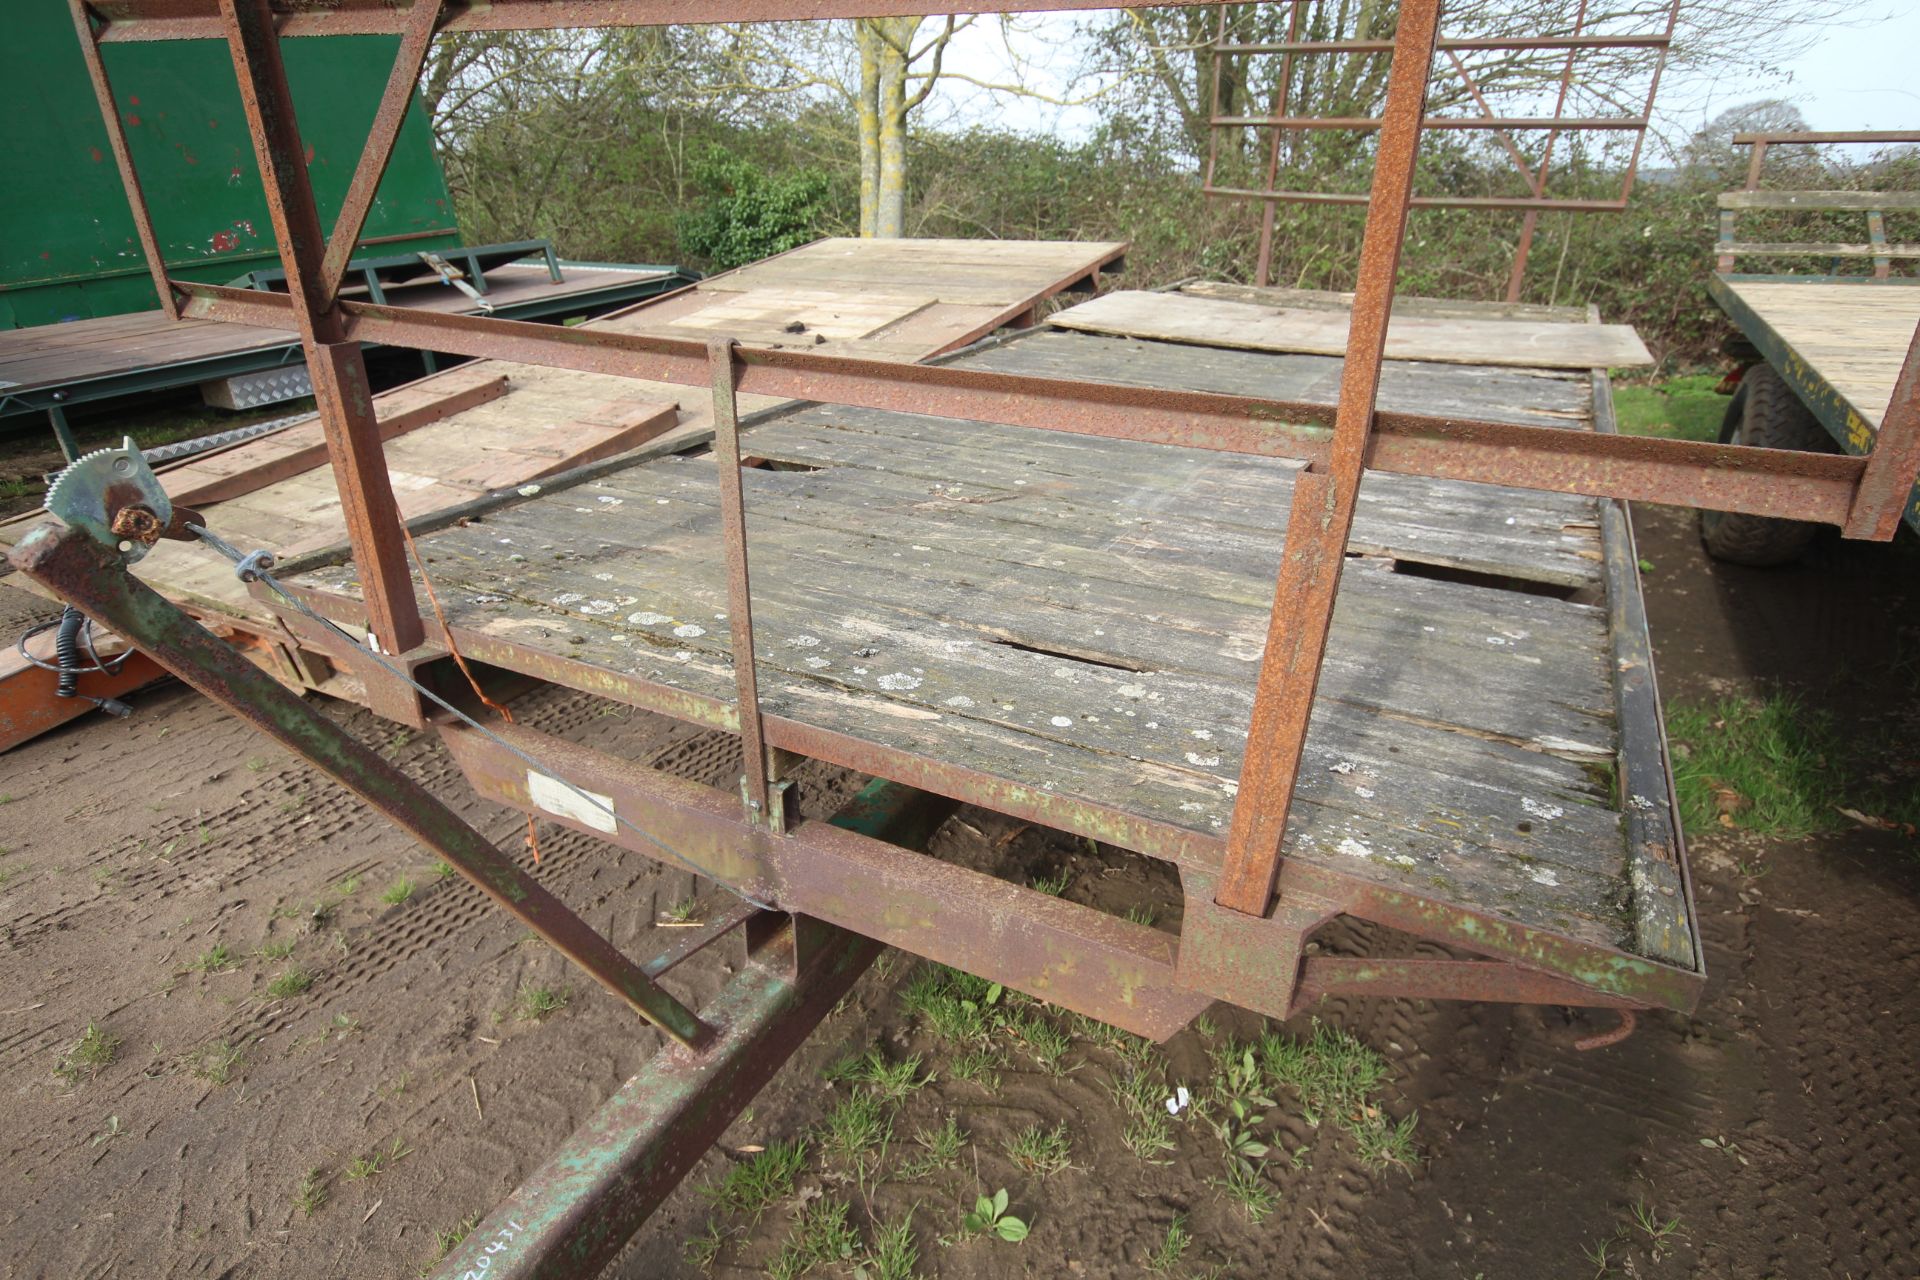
1048, 288, 1653, 369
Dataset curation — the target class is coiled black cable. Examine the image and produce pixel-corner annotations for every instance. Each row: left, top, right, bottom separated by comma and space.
17, 607, 135, 717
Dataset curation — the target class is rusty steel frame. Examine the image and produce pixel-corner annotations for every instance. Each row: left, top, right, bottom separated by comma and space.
1200, 0, 1681, 293
61, 0, 1918, 942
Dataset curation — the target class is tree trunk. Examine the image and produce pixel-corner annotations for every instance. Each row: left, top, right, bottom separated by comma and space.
854, 17, 920, 238
856, 22, 881, 237
876, 30, 909, 237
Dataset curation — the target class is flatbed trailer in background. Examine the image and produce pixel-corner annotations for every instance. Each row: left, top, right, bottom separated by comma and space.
1704, 129, 1920, 563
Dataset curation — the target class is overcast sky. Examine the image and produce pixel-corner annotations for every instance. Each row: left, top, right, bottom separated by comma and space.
921, 4, 1920, 159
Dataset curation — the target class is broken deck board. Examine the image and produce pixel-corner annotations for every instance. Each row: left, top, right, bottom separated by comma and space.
1, 237, 1130, 628
1049, 289, 1653, 369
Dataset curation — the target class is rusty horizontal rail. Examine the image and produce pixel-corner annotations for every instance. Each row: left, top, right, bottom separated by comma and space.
1202, 185, 1630, 213
1216, 34, 1673, 53
174, 279, 1867, 524
88, 0, 1214, 39
1732, 129, 1920, 146
1212, 114, 1648, 131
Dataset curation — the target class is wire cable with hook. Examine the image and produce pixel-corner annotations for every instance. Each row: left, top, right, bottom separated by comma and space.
186, 521, 776, 912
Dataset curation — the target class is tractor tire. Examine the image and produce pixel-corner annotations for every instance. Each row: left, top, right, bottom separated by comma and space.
1698, 363, 1835, 567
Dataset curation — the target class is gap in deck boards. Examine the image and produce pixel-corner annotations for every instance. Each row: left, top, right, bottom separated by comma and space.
1385, 555, 1584, 602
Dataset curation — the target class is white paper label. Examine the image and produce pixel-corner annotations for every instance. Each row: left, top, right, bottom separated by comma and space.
527, 771, 617, 834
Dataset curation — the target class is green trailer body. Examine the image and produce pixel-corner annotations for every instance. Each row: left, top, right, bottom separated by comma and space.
0, 0, 458, 329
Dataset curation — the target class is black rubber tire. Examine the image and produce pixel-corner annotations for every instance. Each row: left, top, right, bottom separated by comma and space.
1698, 363, 1835, 567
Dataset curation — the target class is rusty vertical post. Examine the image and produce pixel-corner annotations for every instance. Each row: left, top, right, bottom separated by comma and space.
708, 339, 774, 825
1201, 4, 1231, 197
1253, 0, 1306, 289
1504, 0, 1588, 303
1842, 319, 1920, 540
67, 0, 178, 320
218, 0, 425, 653
1743, 138, 1769, 191
1213, 0, 1441, 917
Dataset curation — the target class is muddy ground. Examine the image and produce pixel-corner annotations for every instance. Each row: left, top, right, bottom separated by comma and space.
0, 500, 1916, 1280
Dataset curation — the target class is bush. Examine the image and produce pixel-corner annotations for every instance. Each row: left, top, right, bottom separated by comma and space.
676, 147, 832, 271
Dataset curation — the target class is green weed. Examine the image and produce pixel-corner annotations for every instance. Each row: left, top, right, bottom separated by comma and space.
343, 1136, 413, 1181
769, 1197, 860, 1279
1612, 375, 1726, 443
1261, 1019, 1388, 1129
898, 1113, 967, 1179
1668, 695, 1840, 838
56, 1021, 121, 1084
427, 1214, 481, 1267
193, 1040, 245, 1085
1008, 1011, 1073, 1074
818, 1091, 890, 1169
960, 1188, 1028, 1243
700, 1139, 807, 1224
1030, 870, 1071, 895
515, 985, 570, 1021
1349, 1107, 1420, 1172
1003, 1121, 1071, 1176
188, 943, 235, 974
948, 1046, 1006, 1091
1210, 1164, 1277, 1223
381, 877, 415, 906
1145, 1213, 1191, 1273
259, 939, 296, 960
866, 1210, 921, 1280
293, 1167, 329, 1217
266, 968, 314, 999
1107, 1065, 1178, 1162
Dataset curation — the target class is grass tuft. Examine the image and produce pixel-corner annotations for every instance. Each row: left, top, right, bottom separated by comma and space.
769, 1197, 860, 1280
866, 1210, 920, 1280
1003, 1121, 1072, 1176
699, 1139, 807, 1224
515, 984, 570, 1021
343, 1136, 413, 1181
898, 1113, 967, 1179
265, 968, 314, 999
188, 943, 235, 974
1612, 374, 1726, 444
818, 1091, 891, 1169
381, 877, 415, 906
193, 1040, 245, 1085
1668, 695, 1838, 838
56, 1021, 121, 1084
293, 1167, 329, 1217
1145, 1213, 1191, 1273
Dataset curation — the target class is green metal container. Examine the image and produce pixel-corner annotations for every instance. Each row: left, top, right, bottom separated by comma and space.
1, 0, 460, 328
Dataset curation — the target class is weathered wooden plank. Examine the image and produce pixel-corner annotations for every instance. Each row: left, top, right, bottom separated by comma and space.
961, 327, 1596, 430
1719, 189, 1920, 211
1049, 290, 1654, 369
1180, 280, 1590, 324
163, 371, 512, 507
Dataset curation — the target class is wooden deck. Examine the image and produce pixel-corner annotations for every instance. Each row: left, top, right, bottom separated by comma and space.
289, 319, 1691, 972
1715, 279, 1920, 431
